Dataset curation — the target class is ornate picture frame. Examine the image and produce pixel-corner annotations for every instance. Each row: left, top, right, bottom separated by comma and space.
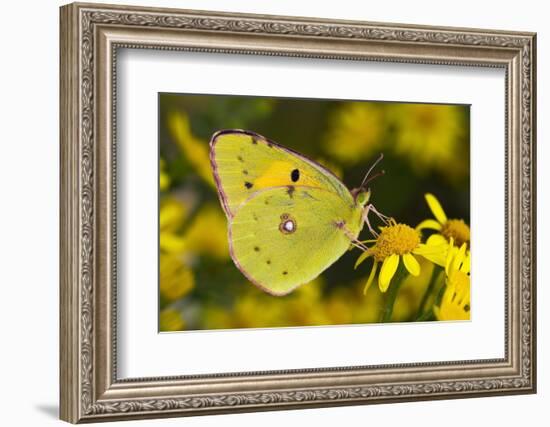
60, 2, 536, 423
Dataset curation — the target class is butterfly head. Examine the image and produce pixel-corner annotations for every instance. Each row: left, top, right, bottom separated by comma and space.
354, 189, 371, 207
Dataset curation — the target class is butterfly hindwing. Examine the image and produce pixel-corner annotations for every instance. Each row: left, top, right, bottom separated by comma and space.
229, 186, 364, 296
210, 130, 352, 218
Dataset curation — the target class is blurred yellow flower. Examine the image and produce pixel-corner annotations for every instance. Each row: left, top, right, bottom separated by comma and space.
324, 102, 385, 164
160, 253, 195, 301
325, 288, 355, 325
233, 291, 288, 328
356, 221, 447, 294
160, 197, 190, 232
168, 111, 215, 187
203, 278, 357, 330
202, 305, 234, 330
159, 158, 170, 191
159, 202, 228, 260
435, 242, 470, 321
416, 193, 470, 247
159, 197, 190, 254
358, 281, 385, 323
181, 204, 229, 260
159, 308, 186, 331
285, 281, 332, 326
390, 104, 468, 181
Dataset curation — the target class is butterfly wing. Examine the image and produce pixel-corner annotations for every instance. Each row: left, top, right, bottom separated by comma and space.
229, 186, 364, 296
210, 130, 352, 218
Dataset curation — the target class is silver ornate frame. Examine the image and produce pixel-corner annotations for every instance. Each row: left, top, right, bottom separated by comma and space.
59, 2, 537, 423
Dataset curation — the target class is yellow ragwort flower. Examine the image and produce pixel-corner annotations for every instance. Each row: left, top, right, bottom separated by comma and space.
434, 242, 470, 321
159, 308, 186, 331
159, 197, 190, 254
159, 158, 171, 192
159, 200, 229, 259
417, 193, 470, 248
355, 221, 447, 294
181, 204, 229, 260
160, 253, 195, 301
323, 102, 385, 165
390, 104, 468, 181
168, 111, 216, 188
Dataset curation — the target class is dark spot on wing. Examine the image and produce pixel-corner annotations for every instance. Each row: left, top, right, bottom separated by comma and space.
252, 213, 258, 221
291, 168, 300, 182
266, 260, 271, 265
286, 185, 295, 198
243, 169, 248, 175
251, 136, 258, 144
267, 142, 273, 148
237, 155, 244, 162
244, 181, 253, 189
282, 271, 288, 275
254, 246, 260, 252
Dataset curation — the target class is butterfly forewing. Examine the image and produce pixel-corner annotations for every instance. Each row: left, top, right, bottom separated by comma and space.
210, 130, 352, 218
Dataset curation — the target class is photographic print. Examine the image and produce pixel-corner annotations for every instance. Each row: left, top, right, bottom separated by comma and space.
158, 94, 470, 331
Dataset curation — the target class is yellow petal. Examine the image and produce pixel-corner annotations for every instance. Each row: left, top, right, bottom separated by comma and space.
426, 234, 448, 246
413, 243, 447, 267
403, 253, 421, 276
363, 261, 378, 295
425, 193, 447, 224
379, 253, 399, 293
416, 219, 443, 231
461, 251, 471, 274
445, 245, 458, 276
355, 250, 372, 269
452, 243, 467, 272
159, 171, 170, 191
159, 232, 188, 253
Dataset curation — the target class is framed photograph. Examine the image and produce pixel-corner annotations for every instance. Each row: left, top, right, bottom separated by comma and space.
60, 2, 537, 423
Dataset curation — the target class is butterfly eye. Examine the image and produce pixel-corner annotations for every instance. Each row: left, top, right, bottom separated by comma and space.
291, 169, 300, 182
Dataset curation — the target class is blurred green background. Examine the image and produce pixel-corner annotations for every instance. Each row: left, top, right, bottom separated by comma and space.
158, 93, 470, 332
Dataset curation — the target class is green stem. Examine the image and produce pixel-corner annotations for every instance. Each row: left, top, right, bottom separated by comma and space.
415, 265, 442, 320
380, 263, 408, 323
434, 276, 448, 306
416, 308, 435, 321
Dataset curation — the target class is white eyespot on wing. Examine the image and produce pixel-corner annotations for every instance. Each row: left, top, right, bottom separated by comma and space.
279, 213, 297, 234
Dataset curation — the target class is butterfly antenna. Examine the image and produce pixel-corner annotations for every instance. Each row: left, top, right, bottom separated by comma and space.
364, 170, 385, 187
360, 153, 384, 189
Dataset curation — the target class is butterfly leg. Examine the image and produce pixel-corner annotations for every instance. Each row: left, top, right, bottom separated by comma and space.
335, 220, 370, 251
363, 203, 390, 237
350, 239, 369, 252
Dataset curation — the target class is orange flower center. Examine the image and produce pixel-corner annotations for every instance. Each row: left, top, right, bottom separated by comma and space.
441, 219, 470, 247
370, 223, 420, 262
